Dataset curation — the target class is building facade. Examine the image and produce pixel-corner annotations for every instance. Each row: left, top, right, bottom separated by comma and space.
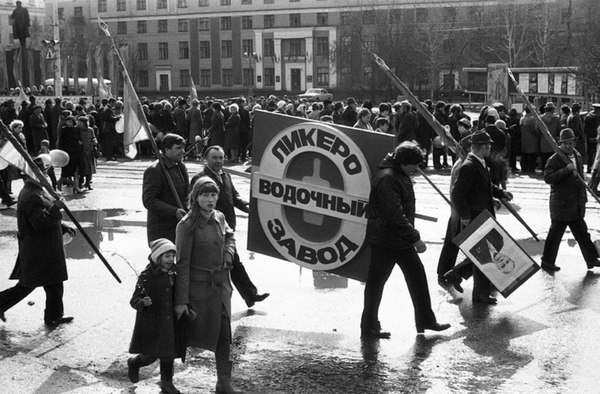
38, 0, 597, 98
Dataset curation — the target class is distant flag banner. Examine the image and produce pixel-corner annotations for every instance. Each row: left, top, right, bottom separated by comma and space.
190, 73, 198, 101
12, 48, 21, 88
17, 80, 28, 103
0, 138, 35, 178
97, 74, 112, 100
98, 17, 110, 37
123, 76, 150, 159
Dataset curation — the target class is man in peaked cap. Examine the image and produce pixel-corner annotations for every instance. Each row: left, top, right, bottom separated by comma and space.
443, 131, 513, 304
540, 128, 600, 272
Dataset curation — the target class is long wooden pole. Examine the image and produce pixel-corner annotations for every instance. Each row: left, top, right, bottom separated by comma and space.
507, 68, 600, 204
98, 18, 184, 210
0, 120, 121, 283
370, 52, 539, 240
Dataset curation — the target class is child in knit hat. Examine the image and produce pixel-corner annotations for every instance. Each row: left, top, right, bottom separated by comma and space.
127, 238, 182, 394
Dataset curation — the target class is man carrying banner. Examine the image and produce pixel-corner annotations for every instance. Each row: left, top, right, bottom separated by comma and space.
443, 131, 513, 304
540, 128, 600, 272
361, 141, 450, 338
0, 155, 76, 325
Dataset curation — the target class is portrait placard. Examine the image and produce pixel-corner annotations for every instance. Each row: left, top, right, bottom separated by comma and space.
453, 210, 539, 297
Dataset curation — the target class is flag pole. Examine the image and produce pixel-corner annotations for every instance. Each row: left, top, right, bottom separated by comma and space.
507, 68, 600, 204
0, 120, 122, 283
98, 18, 184, 210
370, 52, 539, 241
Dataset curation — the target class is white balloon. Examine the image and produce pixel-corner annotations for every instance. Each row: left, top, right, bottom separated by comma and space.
115, 116, 125, 134
49, 149, 70, 167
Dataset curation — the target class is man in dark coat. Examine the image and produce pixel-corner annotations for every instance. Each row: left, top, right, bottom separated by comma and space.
584, 103, 600, 173
443, 131, 513, 304
190, 145, 269, 308
0, 156, 75, 325
341, 97, 358, 127
360, 142, 450, 338
394, 100, 419, 144
101, 98, 121, 160
142, 134, 189, 243
11, 1, 30, 47
540, 128, 600, 272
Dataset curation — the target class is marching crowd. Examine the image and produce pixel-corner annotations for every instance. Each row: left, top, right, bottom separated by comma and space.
2, 90, 600, 392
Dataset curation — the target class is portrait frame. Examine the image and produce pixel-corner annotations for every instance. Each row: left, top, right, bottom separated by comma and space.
453, 210, 539, 298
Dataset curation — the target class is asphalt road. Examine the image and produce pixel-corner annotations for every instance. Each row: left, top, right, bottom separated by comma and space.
1, 159, 600, 393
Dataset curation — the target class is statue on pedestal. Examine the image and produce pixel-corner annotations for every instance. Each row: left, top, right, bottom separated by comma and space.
11, 1, 30, 48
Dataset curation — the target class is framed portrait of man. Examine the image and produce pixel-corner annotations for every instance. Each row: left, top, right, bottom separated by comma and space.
453, 210, 539, 297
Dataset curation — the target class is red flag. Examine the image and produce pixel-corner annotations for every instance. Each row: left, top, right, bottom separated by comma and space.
123, 75, 149, 159
0, 137, 36, 178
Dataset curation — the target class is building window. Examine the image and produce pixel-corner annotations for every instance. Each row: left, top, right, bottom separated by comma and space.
178, 0, 188, 7
221, 40, 232, 58
289, 39, 302, 56
243, 68, 254, 86
389, 9, 401, 24
179, 42, 189, 59
157, 0, 167, 9
117, 22, 127, 34
222, 69, 233, 86
317, 12, 328, 26
316, 37, 328, 55
158, 20, 168, 33
198, 18, 209, 30
242, 16, 253, 29
242, 39, 254, 55
58, 8, 64, 20
290, 0, 299, 2
98, 0, 107, 12
137, 0, 147, 10
178, 19, 188, 32
199, 41, 210, 58
137, 21, 147, 33
290, 14, 300, 27
138, 43, 148, 60
264, 0, 274, 3
180, 70, 190, 87
264, 15, 274, 28
200, 70, 211, 87
363, 66, 373, 83
198, 0, 208, 6
264, 39, 274, 56
221, 0, 231, 5
158, 42, 169, 59
316, 67, 329, 86
117, 0, 127, 11
264, 68, 274, 86
242, 0, 252, 4
340, 12, 352, 25
363, 11, 375, 24
416, 8, 428, 23
74, 7, 83, 17
138, 70, 149, 87
221, 17, 231, 30
340, 66, 351, 85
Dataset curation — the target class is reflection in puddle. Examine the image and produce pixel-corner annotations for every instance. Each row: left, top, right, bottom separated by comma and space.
313, 271, 348, 289
62, 209, 145, 260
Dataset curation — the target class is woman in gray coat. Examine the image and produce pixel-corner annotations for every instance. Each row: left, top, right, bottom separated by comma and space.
174, 176, 241, 393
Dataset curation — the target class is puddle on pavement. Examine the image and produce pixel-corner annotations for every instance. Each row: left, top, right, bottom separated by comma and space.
61, 209, 145, 260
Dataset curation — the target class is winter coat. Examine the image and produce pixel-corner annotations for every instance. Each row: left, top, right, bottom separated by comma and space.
538, 112, 560, 153
190, 167, 249, 231
544, 151, 587, 222
129, 263, 179, 358
395, 110, 419, 143
341, 106, 357, 127
10, 181, 68, 288
187, 106, 203, 142
567, 113, 586, 157
365, 155, 420, 250
142, 155, 189, 243
520, 114, 539, 154
209, 110, 225, 147
174, 210, 236, 352
451, 153, 508, 221
224, 112, 240, 150
174, 107, 188, 138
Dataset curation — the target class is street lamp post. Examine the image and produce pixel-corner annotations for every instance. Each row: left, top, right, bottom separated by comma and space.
243, 51, 257, 98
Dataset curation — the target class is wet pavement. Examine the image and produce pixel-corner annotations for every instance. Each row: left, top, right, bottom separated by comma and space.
1, 160, 600, 393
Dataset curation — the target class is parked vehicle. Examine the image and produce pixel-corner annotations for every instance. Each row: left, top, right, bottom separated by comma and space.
298, 88, 333, 102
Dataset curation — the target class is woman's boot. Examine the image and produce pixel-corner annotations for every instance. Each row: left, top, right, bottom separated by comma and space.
160, 360, 181, 394
216, 359, 243, 393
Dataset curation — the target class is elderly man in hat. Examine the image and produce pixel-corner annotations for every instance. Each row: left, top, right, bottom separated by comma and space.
443, 131, 513, 304
540, 128, 600, 272
0, 155, 76, 325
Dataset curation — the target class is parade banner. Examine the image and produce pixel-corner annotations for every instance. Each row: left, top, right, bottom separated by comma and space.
248, 111, 395, 281
453, 210, 539, 297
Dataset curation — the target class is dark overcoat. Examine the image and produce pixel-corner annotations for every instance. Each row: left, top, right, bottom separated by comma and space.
543, 151, 587, 222
142, 155, 189, 243
10, 181, 68, 288
129, 264, 179, 358
365, 155, 420, 250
